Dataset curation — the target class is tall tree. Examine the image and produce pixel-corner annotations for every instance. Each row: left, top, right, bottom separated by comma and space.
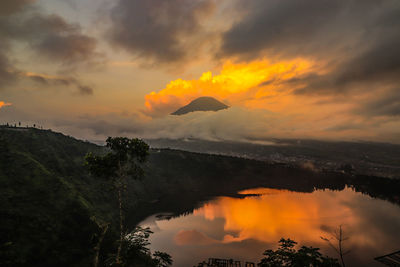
85, 137, 149, 265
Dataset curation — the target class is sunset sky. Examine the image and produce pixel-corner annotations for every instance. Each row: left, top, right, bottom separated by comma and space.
1, 0, 399, 143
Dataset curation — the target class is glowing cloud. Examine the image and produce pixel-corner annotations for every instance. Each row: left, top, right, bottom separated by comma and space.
144, 59, 315, 116
0, 101, 12, 109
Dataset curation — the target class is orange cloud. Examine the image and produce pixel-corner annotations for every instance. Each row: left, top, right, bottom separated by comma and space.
0, 101, 12, 109
144, 59, 316, 116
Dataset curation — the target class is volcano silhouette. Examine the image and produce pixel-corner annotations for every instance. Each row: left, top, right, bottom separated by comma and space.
171, 97, 229, 115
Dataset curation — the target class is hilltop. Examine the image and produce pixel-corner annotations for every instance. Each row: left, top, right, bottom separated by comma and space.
171, 96, 229, 115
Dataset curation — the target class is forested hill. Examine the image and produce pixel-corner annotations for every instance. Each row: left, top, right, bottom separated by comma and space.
0, 127, 106, 266
1, 126, 400, 266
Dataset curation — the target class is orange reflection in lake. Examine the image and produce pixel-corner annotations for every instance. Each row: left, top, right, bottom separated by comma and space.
141, 187, 400, 266
192, 188, 358, 246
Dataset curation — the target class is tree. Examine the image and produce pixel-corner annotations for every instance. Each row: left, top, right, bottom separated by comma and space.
85, 137, 149, 265
107, 226, 172, 267
321, 225, 350, 267
258, 238, 340, 267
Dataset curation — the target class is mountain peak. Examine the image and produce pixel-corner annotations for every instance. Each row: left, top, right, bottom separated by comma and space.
171, 97, 229, 115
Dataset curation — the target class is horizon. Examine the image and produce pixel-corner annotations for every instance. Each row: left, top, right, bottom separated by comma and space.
2, 124, 400, 146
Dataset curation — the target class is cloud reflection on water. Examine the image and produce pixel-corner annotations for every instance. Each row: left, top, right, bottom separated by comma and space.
141, 187, 400, 266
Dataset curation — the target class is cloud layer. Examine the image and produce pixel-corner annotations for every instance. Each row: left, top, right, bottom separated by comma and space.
108, 0, 215, 65
0, 0, 35, 16
25, 72, 93, 95
218, 0, 400, 106
0, 0, 99, 93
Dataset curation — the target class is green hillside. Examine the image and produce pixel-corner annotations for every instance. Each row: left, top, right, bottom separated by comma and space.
0, 128, 111, 266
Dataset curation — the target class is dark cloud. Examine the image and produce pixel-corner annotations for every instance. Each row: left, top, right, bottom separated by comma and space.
33, 33, 97, 64
77, 85, 93, 95
27, 73, 94, 95
220, 0, 400, 93
335, 33, 400, 87
356, 89, 400, 117
291, 32, 400, 96
0, 2, 99, 92
220, 0, 395, 59
0, 14, 99, 65
220, 0, 344, 59
108, 0, 215, 64
0, 0, 35, 16
0, 52, 18, 88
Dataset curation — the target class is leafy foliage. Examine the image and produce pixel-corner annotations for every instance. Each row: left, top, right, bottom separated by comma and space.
85, 152, 119, 179
152, 251, 173, 267
85, 137, 149, 181
259, 238, 340, 267
125, 226, 153, 255
106, 227, 172, 267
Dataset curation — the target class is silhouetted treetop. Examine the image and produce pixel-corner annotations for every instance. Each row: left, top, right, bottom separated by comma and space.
85, 137, 149, 180
259, 238, 340, 267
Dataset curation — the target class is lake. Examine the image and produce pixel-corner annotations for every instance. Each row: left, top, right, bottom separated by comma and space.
139, 186, 400, 266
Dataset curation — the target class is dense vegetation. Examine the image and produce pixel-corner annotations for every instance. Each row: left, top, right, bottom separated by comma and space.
0, 128, 108, 266
1, 126, 400, 266
258, 239, 340, 267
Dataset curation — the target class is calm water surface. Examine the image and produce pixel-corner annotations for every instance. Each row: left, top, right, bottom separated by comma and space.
139, 187, 400, 266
